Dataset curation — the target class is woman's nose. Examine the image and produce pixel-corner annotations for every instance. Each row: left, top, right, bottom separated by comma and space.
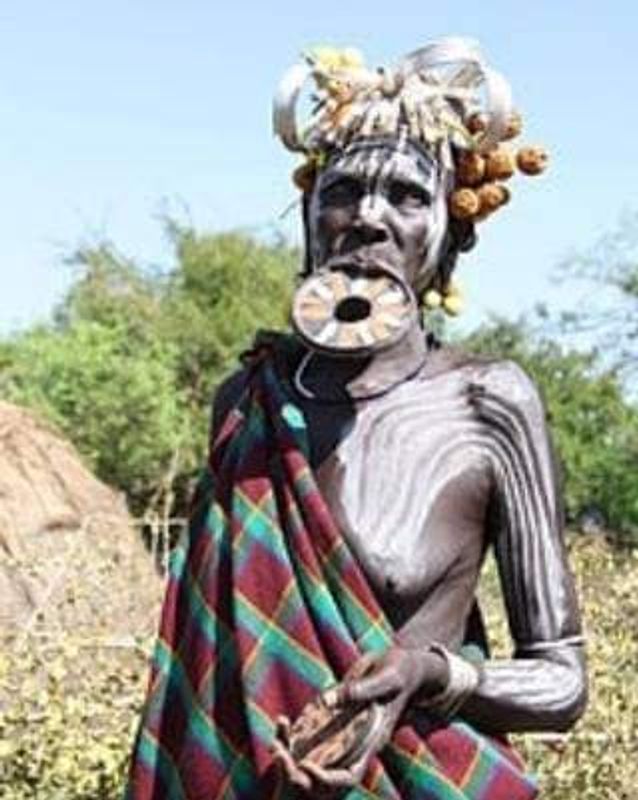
353, 195, 389, 245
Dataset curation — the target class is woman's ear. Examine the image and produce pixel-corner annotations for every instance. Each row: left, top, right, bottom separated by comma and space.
434, 218, 476, 290
451, 218, 477, 254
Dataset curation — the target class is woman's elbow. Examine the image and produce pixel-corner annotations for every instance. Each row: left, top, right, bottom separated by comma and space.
551, 651, 588, 732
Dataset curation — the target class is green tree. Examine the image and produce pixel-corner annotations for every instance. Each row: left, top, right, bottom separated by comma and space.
543, 211, 638, 385
0, 223, 295, 514
158, 222, 296, 433
465, 318, 638, 537
2, 320, 185, 511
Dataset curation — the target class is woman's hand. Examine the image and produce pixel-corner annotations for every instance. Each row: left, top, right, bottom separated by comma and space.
272, 646, 449, 797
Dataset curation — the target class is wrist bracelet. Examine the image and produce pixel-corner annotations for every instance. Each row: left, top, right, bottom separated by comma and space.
423, 643, 480, 719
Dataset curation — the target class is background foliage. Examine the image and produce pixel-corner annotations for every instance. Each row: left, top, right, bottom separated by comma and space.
1, 218, 635, 535
0, 224, 295, 514
543, 210, 638, 384
465, 318, 638, 535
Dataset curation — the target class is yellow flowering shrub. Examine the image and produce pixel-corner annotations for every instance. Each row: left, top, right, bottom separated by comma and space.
0, 534, 636, 798
0, 633, 151, 799
479, 535, 638, 799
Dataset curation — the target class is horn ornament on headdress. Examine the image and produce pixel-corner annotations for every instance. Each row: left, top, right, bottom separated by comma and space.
274, 38, 511, 156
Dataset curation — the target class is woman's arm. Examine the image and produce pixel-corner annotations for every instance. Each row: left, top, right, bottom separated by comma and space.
458, 360, 587, 733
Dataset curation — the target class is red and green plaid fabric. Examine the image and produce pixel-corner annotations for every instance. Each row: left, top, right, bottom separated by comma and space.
125, 342, 539, 800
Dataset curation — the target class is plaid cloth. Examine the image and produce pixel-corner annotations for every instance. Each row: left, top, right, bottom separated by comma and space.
125, 339, 539, 800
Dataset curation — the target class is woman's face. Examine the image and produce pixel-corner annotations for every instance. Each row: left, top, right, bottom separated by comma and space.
307, 139, 450, 291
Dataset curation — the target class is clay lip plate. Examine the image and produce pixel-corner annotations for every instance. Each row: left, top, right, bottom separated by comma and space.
292, 263, 417, 358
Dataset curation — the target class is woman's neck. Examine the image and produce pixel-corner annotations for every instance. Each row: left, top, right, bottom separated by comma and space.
293, 322, 429, 403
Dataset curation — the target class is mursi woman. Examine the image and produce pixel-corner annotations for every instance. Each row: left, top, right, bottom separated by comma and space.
126, 37, 587, 800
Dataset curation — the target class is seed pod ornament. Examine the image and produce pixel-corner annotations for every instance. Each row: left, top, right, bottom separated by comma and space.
423, 289, 443, 309
456, 152, 486, 187
502, 111, 523, 140
449, 188, 480, 220
466, 112, 487, 135
442, 282, 464, 316
443, 294, 464, 316
516, 146, 549, 176
448, 103, 548, 230
293, 162, 317, 192
484, 147, 515, 181
477, 183, 510, 215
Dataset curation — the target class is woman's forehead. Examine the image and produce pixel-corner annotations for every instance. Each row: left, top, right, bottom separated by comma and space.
322, 141, 439, 185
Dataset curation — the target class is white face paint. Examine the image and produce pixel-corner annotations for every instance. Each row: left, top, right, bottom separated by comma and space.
307, 137, 452, 293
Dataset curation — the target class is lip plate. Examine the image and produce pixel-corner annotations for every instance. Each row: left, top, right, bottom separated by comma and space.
292, 262, 418, 358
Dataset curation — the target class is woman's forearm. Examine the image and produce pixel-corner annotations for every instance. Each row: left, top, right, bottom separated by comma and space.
459, 643, 587, 733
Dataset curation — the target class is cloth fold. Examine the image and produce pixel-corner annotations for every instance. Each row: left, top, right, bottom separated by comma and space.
125, 341, 538, 800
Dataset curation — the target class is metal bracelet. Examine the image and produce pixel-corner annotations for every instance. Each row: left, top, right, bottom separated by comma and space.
424, 643, 480, 719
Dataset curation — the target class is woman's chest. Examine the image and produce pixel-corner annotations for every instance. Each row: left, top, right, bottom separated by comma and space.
308, 375, 494, 597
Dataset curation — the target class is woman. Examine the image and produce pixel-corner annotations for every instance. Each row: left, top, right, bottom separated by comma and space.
126, 38, 586, 800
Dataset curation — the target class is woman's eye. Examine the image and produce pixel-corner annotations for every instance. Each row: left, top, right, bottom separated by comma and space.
388, 182, 429, 208
321, 177, 362, 206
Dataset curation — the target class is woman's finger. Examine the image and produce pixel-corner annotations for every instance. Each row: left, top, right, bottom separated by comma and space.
342, 663, 401, 704
271, 740, 312, 791
275, 714, 291, 745
301, 759, 359, 788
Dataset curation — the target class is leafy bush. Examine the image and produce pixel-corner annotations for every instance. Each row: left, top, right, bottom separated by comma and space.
0, 225, 295, 514
0, 634, 149, 800
1, 536, 636, 798
480, 536, 638, 799
465, 319, 638, 538
1, 321, 185, 508
2, 221, 636, 535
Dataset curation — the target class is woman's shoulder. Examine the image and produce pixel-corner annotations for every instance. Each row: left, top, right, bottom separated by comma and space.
421, 343, 546, 416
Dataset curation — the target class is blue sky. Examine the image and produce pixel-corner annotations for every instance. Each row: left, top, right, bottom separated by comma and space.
1, 1, 636, 333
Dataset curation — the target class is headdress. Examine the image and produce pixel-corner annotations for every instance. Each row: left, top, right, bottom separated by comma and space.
275, 38, 548, 342
273, 37, 548, 230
